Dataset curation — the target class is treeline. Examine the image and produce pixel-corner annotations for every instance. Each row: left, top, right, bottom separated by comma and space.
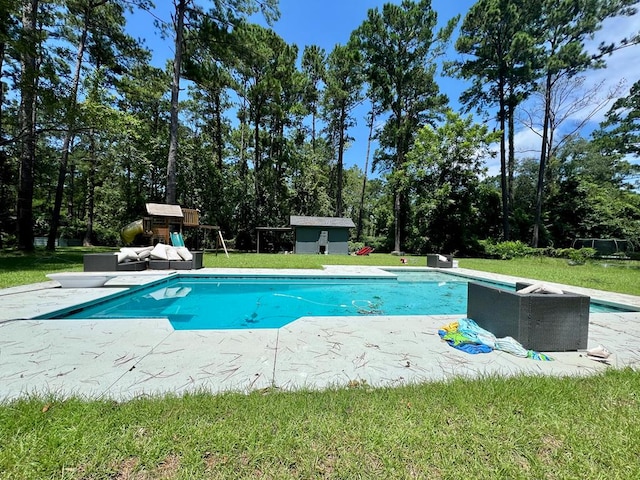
1, 0, 639, 254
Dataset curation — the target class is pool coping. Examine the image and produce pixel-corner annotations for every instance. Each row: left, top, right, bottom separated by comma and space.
1, 265, 639, 401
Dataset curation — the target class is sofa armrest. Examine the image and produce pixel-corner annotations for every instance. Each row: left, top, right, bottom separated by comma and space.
84, 253, 147, 272
84, 253, 118, 272
191, 251, 204, 269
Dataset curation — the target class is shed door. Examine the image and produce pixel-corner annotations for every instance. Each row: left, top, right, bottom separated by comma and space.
318, 230, 328, 254
318, 230, 328, 246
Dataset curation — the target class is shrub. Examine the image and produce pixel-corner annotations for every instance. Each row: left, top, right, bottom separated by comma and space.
366, 236, 391, 253
235, 230, 253, 251
349, 241, 365, 254
92, 226, 121, 246
568, 248, 596, 265
479, 240, 538, 259
553, 247, 597, 265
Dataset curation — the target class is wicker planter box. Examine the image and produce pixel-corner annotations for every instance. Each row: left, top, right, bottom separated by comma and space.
466, 282, 590, 351
427, 254, 453, 268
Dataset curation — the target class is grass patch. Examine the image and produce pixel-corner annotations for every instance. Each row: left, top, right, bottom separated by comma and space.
1, 248, 639, 296
202, 251, 420, 269
0, 247, 111, 288
1, 369, 639, 479
461, 257, 640, 296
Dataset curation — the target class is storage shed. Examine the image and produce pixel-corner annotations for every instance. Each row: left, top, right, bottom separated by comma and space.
290, 215, 355, 255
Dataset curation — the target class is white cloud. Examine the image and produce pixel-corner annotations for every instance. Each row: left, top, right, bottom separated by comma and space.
481, 128, 543, 178
507, 13, 640, 167
514, 128, 543, 160
574, 13, 640, 123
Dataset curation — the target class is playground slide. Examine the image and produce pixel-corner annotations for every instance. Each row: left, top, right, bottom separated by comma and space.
120, 219, 143, 245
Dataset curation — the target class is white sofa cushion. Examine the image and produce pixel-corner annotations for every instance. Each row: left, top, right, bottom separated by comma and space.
150, 243, 168, 260
118, 247, 139, 263
176, 247, 193, 261
166, 245, 182, 261
133, 246, 153, 259
518, 283, 564, 295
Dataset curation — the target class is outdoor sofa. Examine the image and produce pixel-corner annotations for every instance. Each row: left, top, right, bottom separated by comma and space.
466, 282, 590, 351
83, 247, 203, 272
148, 251, 203, 270
84, 253, 147, 272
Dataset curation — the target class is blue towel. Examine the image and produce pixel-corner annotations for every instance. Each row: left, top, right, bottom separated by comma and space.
438, 328, 493, 354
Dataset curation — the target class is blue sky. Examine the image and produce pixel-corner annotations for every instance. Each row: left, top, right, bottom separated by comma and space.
128, 0, 639, 176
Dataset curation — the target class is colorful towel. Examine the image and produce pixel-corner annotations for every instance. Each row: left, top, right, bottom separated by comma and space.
526, 351, 553, 361
438, 320, 493, 354
439, 318, 553, 361
438, 328, 493, 354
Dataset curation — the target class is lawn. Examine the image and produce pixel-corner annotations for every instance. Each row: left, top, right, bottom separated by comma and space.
1, 370, 639, 479
2, 247, 639, 295
460, 256, 640, 296
1, 247, 639, 479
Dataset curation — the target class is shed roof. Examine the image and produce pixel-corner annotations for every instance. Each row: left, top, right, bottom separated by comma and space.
289, 215, 355, 228
145, 203, 184, 218
256, 226, 293, 232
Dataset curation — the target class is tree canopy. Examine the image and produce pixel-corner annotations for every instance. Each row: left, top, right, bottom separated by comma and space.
1, 0, 639, 254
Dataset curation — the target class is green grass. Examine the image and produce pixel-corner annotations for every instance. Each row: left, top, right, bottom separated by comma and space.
1, 369, 639, 479
0, 247, 108, 288
202, 251, 424, 269
2, 247, 639, 295
460, 256, 640, 296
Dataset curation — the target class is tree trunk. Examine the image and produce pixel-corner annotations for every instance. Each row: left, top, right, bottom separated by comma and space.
214, 90, 223, 170
357, 108, 375, 242
0, 37, 6, 248
311, 107, 316, 153
253, 109, 262, 223
238, 94, 251, 223
393, 191, 402, 253
393, 112, 404, 253
166, 0, 187, 205
47, 19, 88, 250
17, 0, 39, 252
507, 93, 515, 214
532, 72, 553, 247
83, 128, 96, 246
545, 103, 556, 192
498, 77, 509, 241
335, 103, 346, 217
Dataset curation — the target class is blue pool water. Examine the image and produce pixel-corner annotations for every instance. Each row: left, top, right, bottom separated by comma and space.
49, 272, 631, 330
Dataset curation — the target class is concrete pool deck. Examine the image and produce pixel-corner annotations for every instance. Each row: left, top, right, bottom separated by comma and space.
1, 266, 639, 401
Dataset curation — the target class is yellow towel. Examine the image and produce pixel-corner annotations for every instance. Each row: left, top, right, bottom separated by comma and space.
440, 321, 459, 333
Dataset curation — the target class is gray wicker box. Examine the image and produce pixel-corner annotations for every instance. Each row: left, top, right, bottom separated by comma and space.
427, 254, 453, 268
466, 282, 590, 351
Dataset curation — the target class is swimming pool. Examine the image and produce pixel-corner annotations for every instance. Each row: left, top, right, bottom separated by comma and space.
44, 271, 633, 330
